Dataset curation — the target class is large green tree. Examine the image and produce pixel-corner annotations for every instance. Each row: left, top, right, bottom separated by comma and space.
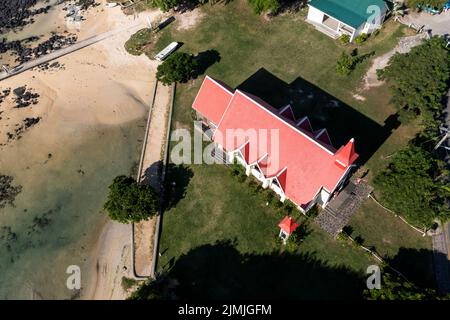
374, 146, 450, 228
365, 270, 449, 300
103, 175, 159, 224
156, 52, 198, 85
377, 36, 450, 123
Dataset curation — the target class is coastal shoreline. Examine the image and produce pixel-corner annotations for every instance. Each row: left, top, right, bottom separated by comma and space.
0, 0, 162, 300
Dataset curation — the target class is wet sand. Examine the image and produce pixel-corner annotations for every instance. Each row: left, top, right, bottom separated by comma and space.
0, 1, 162, 299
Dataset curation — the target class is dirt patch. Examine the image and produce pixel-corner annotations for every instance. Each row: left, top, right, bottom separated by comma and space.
352, 93, 366, 101
361, 33, 428, 91
176, 8, 205, 31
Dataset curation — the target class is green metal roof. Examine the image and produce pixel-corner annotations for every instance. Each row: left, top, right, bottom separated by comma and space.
308, 0, 388, 29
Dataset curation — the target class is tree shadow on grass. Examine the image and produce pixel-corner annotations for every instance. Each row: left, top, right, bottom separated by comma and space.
140, 240, 367, 299
386, 247, 437, 290
277, 0, 308, 14
237, 68, 401, 166
194, 49, 221, 79
163, 163, 194, 211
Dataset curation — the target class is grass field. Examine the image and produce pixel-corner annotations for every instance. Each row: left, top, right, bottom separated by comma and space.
348, 201, 434, 288
145, 1, 435, 297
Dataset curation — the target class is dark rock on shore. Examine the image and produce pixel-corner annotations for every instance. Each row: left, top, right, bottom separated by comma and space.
6, 117, 41, 142
0, 88, 11, 105
0, 33, 78, 65
0, 0, 52, 34
12, 86, 40, 108
0, 175, 22, 209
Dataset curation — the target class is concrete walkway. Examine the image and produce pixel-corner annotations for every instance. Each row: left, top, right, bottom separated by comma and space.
315, 179, 373, 238
0, 22, 142, 82
432, 226, 450, 294
133, 81, 172, 278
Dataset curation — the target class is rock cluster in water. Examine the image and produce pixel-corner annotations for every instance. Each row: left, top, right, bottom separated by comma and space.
0, 175, 22, 209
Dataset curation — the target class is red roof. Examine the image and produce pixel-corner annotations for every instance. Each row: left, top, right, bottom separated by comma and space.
335, 138, 358, 168
192, 76, 234, 125
278, 216, 299, 235
192, 76, 359, 208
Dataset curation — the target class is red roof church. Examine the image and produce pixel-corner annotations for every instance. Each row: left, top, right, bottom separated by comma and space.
193, 75, 359, 213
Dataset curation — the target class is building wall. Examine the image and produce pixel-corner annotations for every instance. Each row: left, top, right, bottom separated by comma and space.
307, 6, 325, 24
318, 188, 331, 207
360, 7, 388, 35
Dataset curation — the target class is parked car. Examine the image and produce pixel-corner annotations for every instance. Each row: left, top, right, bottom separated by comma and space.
154, 42, 179, 61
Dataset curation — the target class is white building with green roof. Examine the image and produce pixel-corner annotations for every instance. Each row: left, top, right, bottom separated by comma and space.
306, 0, 389, 42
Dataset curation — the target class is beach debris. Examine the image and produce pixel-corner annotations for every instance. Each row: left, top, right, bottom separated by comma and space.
0, 174, 22, 209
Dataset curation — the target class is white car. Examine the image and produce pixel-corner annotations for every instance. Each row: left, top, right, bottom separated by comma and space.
154, 42, 179, 61
105, 2, 118, 8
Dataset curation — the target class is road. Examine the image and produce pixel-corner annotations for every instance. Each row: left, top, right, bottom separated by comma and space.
0, 22, 142, 82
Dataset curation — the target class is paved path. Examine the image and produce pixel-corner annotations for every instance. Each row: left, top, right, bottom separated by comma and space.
432, 227, 450, 294
133, 81, 172, 278
0, 22, 142, 82
315, 179, 373, 238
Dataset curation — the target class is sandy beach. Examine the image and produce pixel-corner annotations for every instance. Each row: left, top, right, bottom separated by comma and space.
0, 1, 163, 299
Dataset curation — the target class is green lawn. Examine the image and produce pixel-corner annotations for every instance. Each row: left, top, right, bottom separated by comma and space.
348, 201, 434, 288
150, 1, 434, 297
159, 164, 374, 299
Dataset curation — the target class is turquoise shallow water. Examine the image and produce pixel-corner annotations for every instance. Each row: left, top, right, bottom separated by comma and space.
0, 118, 145, 299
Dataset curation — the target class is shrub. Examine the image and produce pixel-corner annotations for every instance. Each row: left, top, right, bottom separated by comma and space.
335, 52, 355, 75
372, 29, 381, 37
247, 0, 280, 14
284, 224, 308, 251
151, 0, 180, 11
374, 145, 450, 228
377, 36, 450, 123
121, 277, 138, 291
338, 34, 350, 44
306, 204, 319, 219
156, 52, 198, 85
406, 0, 448, 10
336, 49, 375, 76
230, 163, 246, 180
246, 178, 260, 193
354, 33, 369, 44
283, 199, 296, 215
